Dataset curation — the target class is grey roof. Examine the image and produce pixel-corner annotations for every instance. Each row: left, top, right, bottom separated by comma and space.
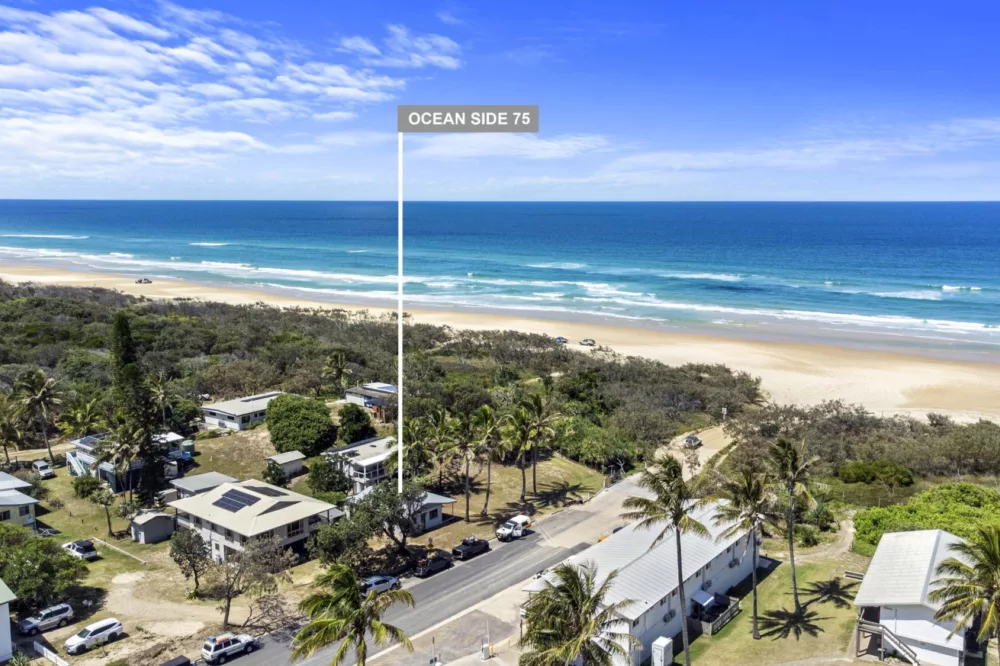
326, 436, 397, 466
201, 391, 284, 417
538, 502, 746, 621
267, 451, 306, 465
854, 530, 966, 610
0, 577, 15, 606
0, 489, 38, 507
347, 486, 456, 509
171, 472, 237, 494
132, 511, 172, 526
0, 471, 32, 492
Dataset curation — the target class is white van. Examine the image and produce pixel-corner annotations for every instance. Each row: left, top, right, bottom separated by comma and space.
32, 459, 55, 479
496, 514, 531, 542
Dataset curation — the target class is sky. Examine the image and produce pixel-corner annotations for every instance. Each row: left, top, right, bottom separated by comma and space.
0, 0, 998, 200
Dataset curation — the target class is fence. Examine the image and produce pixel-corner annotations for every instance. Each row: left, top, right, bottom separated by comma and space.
34, 641, 70, 666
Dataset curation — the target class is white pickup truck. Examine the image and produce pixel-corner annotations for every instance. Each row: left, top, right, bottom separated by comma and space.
496, 514, 531, 542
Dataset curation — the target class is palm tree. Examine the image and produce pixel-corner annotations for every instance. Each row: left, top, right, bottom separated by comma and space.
768, 437, 819, 614
621, 454, 708, 666
58, 399, 105, 439
706, 465, 780, 639
930, 525, 1000, 665
473, 404, 503, 517
89, 487, 116, 537
519, 562, 639, 666
503, 406, 534, 503
523, 393, 562, 496
387, 419, 432, 479
0, 395, 26, 465
97, 415, 144, 501
147, 373, 174, 429
321, 351, 352, 392
425, 409, 456, 491
451, 413, 481, 523
292, 564, 414, 666
16, 369, 62, 464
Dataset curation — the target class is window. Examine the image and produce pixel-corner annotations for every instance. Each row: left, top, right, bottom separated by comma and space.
194, 517, 202, 527
19, 505, 31, 516
705, 562, 712, 571
428, 509, 439, 520
225, 529, 233, 540
0, 510, 10, 521
659, 597, 666, 606
631, 618, 640, 628
287, 520, 303, 539
696, 570, 701, 578
726, 545, 732, 553
671, 589, 677, 597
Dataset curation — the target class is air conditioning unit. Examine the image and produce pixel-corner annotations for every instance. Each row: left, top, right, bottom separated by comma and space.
663, 609, 676, 622
702, 580, 713, 591
728, 558, 740, 568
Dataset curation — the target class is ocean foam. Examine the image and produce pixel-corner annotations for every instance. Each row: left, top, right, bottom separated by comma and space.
2, 234, 89, 240
659, 272, 742, 282
189, 242, 229, 247
525, 262, 587, 270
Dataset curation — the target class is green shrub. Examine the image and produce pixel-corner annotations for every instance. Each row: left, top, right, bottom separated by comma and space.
194, 429, 220, 441
853, 483, 1000, 556
839, 459, 913, 486
795, 524, 820, 547
337, 403, 376, 445
266, 394, 336, 456
308, 455, 351, 494
71, 474, 104, 499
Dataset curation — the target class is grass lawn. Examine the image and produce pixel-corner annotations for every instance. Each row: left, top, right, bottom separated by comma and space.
414, 454, 605, 550
189, 427, 276, 481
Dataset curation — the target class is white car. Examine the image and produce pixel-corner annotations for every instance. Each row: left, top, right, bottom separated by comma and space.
683, 435, 703, 449
32, 459, 56, 479
63, 539, 99, 561
580, 338, 596, 346
202, 633, 258, 664
496, 514, 531, 542
360, 575, 400, 595
64, 618, 123, 655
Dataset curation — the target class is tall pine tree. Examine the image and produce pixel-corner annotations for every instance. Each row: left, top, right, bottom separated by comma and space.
109, 312, 161, 503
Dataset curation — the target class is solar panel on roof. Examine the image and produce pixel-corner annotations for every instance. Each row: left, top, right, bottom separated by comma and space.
212, 497, 243, 512
246, 485, 286, 497
223, 489, 261, 506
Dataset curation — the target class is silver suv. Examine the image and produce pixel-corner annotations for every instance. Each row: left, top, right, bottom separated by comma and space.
64, 618, 123, 655
19, 603, 74, 635
202, 633, 258, 664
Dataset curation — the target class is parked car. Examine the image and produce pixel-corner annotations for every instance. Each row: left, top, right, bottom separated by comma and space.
31, 459, 55, 479
63, 539, 99, 561
359, 575, 400, 595
496, 515, 531, 542
451, 536, 490, 561
159, 658, 193, 666
580, 338, 596, 346
202, 633, 258, 664
18, 603, 74, 635
554, 336, 568, 344
64, 618, 123, 655
683, 435, 703, 449
414, 553, 452, 578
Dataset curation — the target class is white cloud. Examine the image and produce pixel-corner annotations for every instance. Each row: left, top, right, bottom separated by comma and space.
338, 35, 380, 56
340, 24, 462, 69
318, 130, 396, 147
188, 82, 242, 98
313, 110, 357, 122
410, 133, 611, 160
436, 11, 464, 26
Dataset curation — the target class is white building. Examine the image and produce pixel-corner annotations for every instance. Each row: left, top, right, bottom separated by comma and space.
344, 383, 397, 422
0, 578, 14, 663
324, 436, 396, 494
525, 502, 755, 666
853, 530, 980, 666
169, 479, 342, 562
0, 471, 38, 531
201, 391, 284, 430
266, 451, 306, 478
346, 485, 456, 534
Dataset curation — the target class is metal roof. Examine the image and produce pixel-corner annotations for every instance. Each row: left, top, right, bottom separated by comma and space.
347, 486, 456, 508
0, 470, 32, 492
0, 577, 15, 606
326, 436, 397, 466
532, 502, 747, 621
266, 451, 306, 465
169, 480, 342, 537
0, 489, 38, 507
131, 511, 172, 526
853, 529, 966, 610
170, 472, 237, 494
201, 391, 284, 417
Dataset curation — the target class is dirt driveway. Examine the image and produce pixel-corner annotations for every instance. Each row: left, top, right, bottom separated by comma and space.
663, 425, 732, 478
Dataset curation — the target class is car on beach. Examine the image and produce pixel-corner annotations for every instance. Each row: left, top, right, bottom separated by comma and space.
18, 603, 74, 635
580, 338, 596, 346
63, 539, 99, 561
414, 553, 453, 578
32, 459, 56, 479
202, 633, 258, 664
683, 435, 703, 449
359, 575, 400, 595
64, 618, 123, 655
554, 336, 568, 344
451, 536, 490, 560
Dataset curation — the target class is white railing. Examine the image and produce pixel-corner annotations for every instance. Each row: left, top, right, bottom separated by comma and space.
34, 641, 70, 666
66, 451, 87, 477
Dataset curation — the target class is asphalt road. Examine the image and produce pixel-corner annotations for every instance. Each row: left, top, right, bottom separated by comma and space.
240, 507, 593, 666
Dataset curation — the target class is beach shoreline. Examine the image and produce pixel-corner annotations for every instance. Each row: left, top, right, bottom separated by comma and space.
2, 261, 1000, 422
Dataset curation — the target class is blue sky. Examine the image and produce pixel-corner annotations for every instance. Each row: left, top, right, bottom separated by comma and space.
0, 0, 998, 200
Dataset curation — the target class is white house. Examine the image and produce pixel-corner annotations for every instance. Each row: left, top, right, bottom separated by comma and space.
324, 436, 396, 494
0, 471, 38, 531
201, 391, 284, 430
853, 529, 980, 666
525, 502, 756, 666
0, 577, 14, 663
344, 383, 396, 423
346, 485, 456, 534
169, 479, 342, 562
266, 451, 306, 478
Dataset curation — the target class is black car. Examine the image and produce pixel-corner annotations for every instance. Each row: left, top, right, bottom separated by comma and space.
414, 553, 452, 577
451, 536, 490, 561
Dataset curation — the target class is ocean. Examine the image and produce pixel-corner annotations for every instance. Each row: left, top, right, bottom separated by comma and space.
0, 200, 998, 357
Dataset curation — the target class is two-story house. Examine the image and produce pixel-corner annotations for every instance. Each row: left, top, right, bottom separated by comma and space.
324, 436, 397, 495
0, 471, 38, 531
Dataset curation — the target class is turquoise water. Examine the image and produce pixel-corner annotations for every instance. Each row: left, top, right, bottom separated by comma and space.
0, 200, 998, 355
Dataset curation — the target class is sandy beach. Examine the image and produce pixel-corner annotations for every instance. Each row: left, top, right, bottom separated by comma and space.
2, 263, 999, 422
